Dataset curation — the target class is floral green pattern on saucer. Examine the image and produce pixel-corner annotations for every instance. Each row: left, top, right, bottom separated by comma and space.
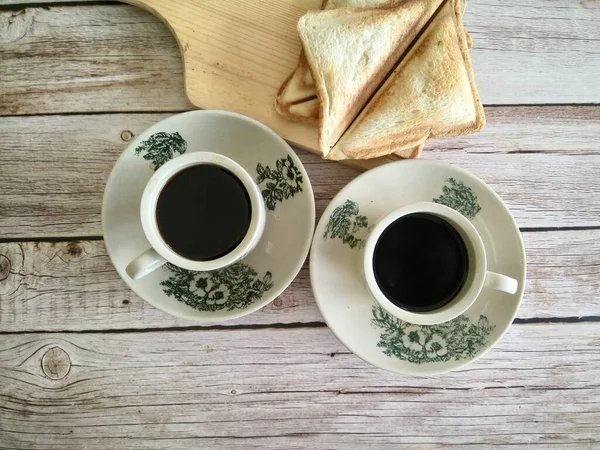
433, 177, 482, 219
322, 182, 493, 365
161, 263, 273, 312
104, 110, 315, 323
310, 159, 525, 375
323, 200, 370, 249
134, 131, 187, 169
371, 305, 495, 364
256, 155, 304, 211
133, 130, 275, 313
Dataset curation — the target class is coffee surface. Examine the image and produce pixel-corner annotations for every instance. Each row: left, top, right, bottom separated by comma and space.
156, 164, 251, 261
373, 213, 469, 312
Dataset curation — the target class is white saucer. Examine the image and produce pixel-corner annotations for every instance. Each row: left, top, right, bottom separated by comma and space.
310, 160, 526, 375
102, 110, 315, 322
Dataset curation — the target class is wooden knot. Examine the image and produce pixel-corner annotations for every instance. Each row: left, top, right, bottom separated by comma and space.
0, 255, 10, 281
41, 347, 71, 380
120, 130, 134, 142
4, 9, 33, 43
66, 242, 83, 258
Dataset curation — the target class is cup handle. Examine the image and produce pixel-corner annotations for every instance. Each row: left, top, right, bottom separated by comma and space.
484, 271, 519, 295
125, 248, 167, 280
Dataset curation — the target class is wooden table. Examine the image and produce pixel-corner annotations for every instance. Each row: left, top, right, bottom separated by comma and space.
1, 1, 599, 448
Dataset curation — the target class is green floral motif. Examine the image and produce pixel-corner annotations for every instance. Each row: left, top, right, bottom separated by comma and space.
134, 131, 187, 170
433, 177, 481, 219
160, 263, 274, 312
323, 200, 370, 249
256, 155, 303, 211
371, 305, 495, 364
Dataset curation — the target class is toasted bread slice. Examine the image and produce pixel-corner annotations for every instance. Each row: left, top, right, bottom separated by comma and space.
274, 53, 318, 123
276, 0, 467, 160
276, 0, 394, 125
330, 0, 485, 160
276, 0, 468, 125
274, 51, 421, 160
326, 0, 391, 8
286, 98, 320, 122
297, 0, 444, 158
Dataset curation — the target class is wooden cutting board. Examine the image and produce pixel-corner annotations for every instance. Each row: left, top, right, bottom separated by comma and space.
123, 0, 397, 170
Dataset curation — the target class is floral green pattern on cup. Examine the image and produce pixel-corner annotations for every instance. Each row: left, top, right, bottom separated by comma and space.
161, 263, 274, 312
256, 155, 304, 211
323, 200, 370, 249
371, 305, 495, 364
433, 177, 481, 219
134, 132, 187, 170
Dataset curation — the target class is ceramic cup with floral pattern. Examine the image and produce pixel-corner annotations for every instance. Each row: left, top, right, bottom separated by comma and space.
125, 151, 266, 280
362, 202, 518, 325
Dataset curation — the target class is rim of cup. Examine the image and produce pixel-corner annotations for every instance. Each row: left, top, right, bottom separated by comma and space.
140, 151, 266, 272
362, 202, 487, 325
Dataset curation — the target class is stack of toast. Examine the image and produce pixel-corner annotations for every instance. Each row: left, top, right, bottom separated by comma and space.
275, 0, 484, 161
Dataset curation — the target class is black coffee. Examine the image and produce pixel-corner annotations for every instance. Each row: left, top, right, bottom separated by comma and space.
373, 213, 469, 312
156, 165, 251, 261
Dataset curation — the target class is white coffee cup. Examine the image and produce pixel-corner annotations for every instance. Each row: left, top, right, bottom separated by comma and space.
126, 152, 266, 280
362, 202, 518, 325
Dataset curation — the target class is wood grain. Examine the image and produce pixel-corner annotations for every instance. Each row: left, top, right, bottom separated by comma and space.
122, 0, 324, 155
1, 325, 599, 448
1, 107, 599, 240
1, 229, 598, 332
1, 1, 599, 120
0, 5, 193, 115
0, 112, 358, 238
1, 1, 598, 447
0, 240, 313, 330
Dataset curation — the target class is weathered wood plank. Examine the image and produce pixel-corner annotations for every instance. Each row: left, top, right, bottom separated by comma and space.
466, 0, 600, 105
1, 1, 599, 117
1, 107, 599, 239
0, 113, 359, 238
1, 229, 598, 331
0, 240, 313, 329
0, 324, 599, 448
426, 105, 600, 155
0, 5, 193, 115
